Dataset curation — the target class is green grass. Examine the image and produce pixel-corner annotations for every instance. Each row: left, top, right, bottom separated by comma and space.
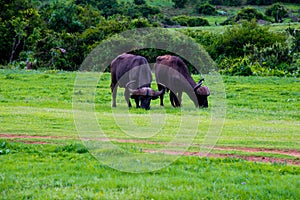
0, 69, 299, 198
1, 141, 299, 199
1, 70, 299, 148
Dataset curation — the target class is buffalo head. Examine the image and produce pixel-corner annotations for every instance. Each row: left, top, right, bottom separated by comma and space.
127, 81, 163, 110
194, 78, 210, 108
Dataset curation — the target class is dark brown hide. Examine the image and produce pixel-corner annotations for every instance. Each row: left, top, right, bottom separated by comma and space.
154, 55, 210, 108
195, 86, 210, 96
110, 53, 161, 109
129, 87, 164, 97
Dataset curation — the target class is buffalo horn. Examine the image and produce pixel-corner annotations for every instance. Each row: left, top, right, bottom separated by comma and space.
149, 89, 164, 97
128, 87, 148, 96
129, 87, 164, 96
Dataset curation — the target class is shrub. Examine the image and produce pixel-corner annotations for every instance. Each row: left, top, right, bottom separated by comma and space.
221, 7, 267, 25
129, 18, 151, 28
215, 20, 287, 58
180, 29, 219, 58
197, 4, 217, 15
218, 57, 253, 76
245, 42, 293, 72
172, 0, 188, 8
95, 0, 120, 17
236, 7, 266, 22
172, 15, 209, 27
119, 3, 161, 19
246, 0, 275, 5
209, 0, 242, 6
265, 3, 288, 23
134, 0, 146, 5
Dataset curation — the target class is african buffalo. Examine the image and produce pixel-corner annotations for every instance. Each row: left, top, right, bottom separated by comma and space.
154, 55, 210, 108
110, 53, 163, 110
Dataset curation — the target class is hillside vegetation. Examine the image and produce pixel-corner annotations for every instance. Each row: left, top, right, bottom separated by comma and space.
0, 0, 300, 76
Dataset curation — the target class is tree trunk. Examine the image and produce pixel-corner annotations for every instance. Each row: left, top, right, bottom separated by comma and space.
9, 35, 21, 63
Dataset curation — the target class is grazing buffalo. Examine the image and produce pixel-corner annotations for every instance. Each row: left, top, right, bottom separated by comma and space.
154, 55, 210, 108
110, 53, 163, 110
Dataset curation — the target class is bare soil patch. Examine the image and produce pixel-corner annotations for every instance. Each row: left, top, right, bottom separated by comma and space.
144, 150, 300, 165
213, 146, 300, 157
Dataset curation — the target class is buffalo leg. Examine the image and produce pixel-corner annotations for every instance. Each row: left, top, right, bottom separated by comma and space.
134, 96, 140, 108
157, 84, 165, 106
124, 88, 132, 108
170, 91, 181, 107
112, 84, 117, 107
177, 91, 182, 107
170, 92, 175, 107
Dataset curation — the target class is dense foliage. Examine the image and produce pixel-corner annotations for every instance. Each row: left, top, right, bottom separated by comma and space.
172, 0, 188, 8
210, 0, 300, 5
182, 20, 300, 76
265, 3, 289, 23
172, 15, 210, 27
197, 4, 217, 15
0, 0, 299, 76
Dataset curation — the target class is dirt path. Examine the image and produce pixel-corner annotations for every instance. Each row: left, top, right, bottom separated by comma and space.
143, 149, 300, 166
1, 133, 299, 165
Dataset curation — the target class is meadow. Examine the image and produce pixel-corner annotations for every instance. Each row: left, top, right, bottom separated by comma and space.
0, 69, 299, 199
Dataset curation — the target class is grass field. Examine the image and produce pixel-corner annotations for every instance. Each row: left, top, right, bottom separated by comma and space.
0, 69, 299, 199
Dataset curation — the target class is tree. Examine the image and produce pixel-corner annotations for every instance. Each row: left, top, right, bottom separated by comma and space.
0, 0, 42, 64
41, 0, 84, 33
77, 4, 103, 29
265, 3, 288, 23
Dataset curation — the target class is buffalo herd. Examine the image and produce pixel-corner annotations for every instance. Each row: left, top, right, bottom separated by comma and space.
110, 53, 210, 110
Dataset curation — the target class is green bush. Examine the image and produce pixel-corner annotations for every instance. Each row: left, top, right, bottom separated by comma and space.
180, 29, 219, 58
246, 0, 275, 5
172, 15, 210, 27
172, 0, 188, 8
129, 18, 152, 28
134, 0, 146, 5
221, 7, 267, 25
197, 4, 217, 15
210, 0, 299, 6
218, 56, 297, 77
218, 57, 253, 76
265, 3, 288, 23
119, 3, 161, 19
235, 7, 266, 22
215, 20, 287, 58
244, 42, 296, 76
209, 0, 242, 6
